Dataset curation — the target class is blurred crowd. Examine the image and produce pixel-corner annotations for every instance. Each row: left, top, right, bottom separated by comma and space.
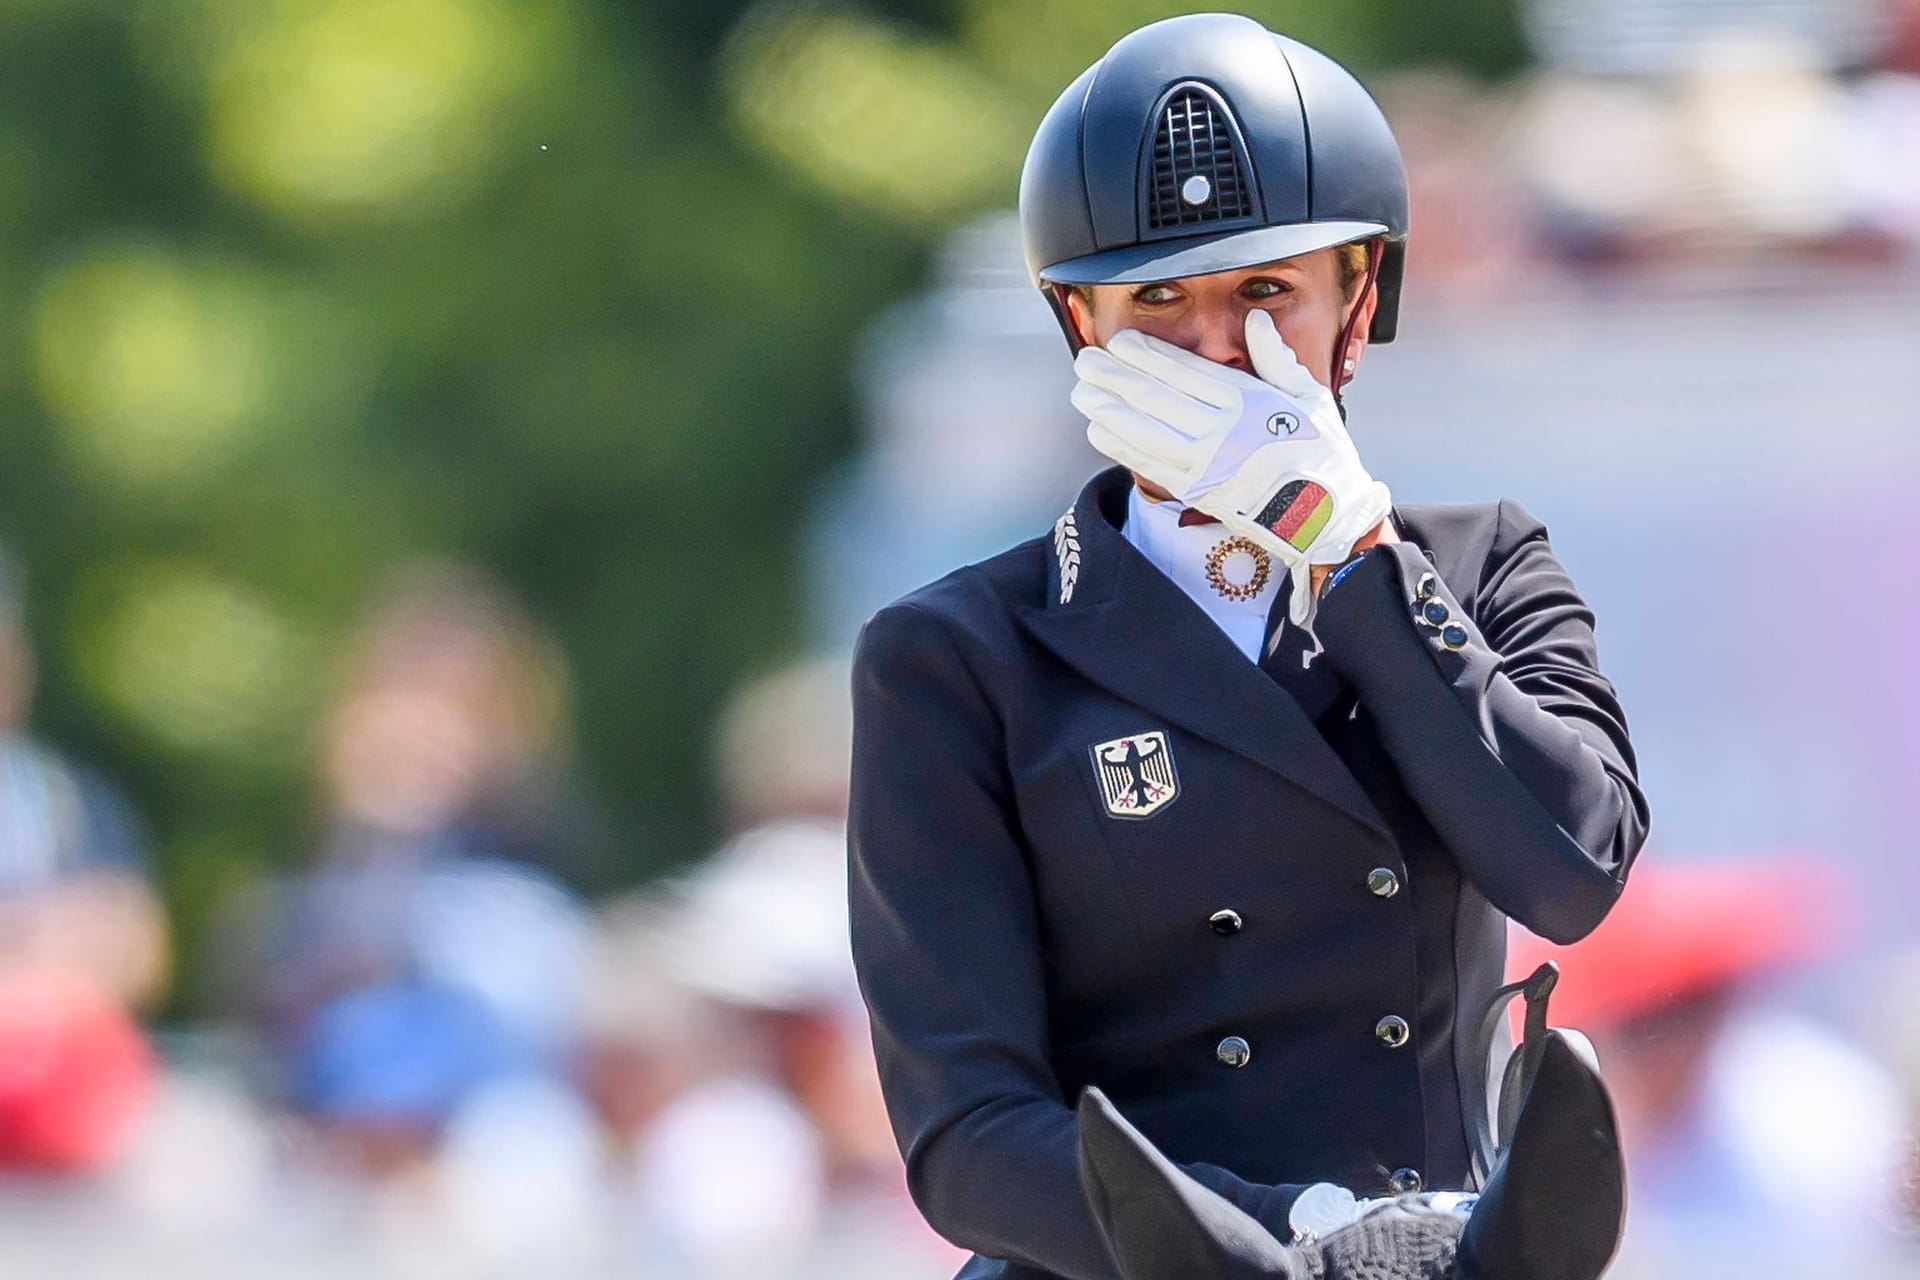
3, 1, 1920, 1277
0, 556, 962, 1278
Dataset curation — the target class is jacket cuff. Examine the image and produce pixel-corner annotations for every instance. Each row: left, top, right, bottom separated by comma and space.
1312, 541, 1498, 698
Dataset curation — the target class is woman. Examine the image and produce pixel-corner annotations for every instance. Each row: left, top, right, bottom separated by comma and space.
847, 16, 1650, 1280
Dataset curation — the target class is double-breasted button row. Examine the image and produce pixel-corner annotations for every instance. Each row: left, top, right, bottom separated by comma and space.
1209, 923, 1405, 1065
1209, 912, 1248, 1068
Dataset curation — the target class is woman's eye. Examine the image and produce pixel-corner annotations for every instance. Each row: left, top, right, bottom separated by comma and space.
1244, 279, 1290, 299
1133, 285, 1180, 305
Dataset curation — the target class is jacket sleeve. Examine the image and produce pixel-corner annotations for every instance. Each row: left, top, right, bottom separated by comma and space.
1311, 499, 1650, 944
848, 600, 1310, 1279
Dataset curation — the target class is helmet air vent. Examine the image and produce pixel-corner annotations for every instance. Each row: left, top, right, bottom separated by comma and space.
1146, 85, 1255, 231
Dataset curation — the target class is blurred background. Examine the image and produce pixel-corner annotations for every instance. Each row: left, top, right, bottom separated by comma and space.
0, 0, 1916, 1275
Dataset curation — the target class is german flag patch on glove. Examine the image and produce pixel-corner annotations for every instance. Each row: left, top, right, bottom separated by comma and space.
1257, 479, 1334, 552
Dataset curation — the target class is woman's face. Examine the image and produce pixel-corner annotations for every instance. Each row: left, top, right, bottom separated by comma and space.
1063, 245, 1374, 390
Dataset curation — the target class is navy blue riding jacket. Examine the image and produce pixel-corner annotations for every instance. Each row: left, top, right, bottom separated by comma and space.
848, 466, 1649, 1280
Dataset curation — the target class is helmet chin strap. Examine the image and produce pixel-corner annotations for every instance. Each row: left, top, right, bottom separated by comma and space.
1330, 236, 1384, 420
1048, 283, 1088, 354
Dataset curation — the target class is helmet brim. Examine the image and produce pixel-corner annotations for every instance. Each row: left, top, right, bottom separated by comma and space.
1037, 220, 1389, 287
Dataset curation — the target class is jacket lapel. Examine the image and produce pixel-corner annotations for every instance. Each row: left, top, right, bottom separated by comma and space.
1017, 469, 1392, 846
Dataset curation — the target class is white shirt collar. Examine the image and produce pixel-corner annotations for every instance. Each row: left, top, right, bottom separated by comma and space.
1120, 486, 1281, 663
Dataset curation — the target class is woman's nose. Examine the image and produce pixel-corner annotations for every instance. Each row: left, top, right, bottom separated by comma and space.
1189, 309, 1251, 372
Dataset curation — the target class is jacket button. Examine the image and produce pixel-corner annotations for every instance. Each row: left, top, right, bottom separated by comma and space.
1215, 1036, 1251, 1068
1420, 599, 1450, 627
1387, 1167, 1423, 1194
1208, 909, 1243, 936
1375, 1015, 1410, 1049
1414, 573, 1437, 602
1365, 867, 1400, 898
1441, 623, 1468, 650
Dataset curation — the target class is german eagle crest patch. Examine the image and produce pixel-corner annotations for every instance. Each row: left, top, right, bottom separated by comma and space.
1090, 731, 1179, 819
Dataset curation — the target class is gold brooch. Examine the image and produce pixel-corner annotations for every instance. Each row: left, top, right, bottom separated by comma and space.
1203, 535, 1272, 602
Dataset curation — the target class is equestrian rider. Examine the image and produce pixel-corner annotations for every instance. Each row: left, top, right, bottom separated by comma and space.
848, 16, 1651, 1280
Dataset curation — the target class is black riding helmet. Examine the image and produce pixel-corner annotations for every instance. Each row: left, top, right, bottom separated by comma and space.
1019, 14, 1409, 393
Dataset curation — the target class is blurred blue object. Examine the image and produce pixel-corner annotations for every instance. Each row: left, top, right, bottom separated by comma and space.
295, 981, 514, 1123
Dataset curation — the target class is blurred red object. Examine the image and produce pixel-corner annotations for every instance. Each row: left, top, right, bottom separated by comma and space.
1507, 858, 1845, 1030
0, 968, 153, 1173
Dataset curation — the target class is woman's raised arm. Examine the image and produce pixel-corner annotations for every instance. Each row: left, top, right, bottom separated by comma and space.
1312, 498, 1651, 944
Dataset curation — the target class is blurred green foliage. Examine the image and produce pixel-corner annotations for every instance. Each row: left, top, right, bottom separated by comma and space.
0, 0, 1524, 1014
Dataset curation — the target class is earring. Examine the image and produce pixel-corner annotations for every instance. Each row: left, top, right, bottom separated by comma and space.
1342, 357, 1357, 373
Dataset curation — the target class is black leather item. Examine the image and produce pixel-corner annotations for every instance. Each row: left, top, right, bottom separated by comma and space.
1077, 1088, 1309, 1280
1075, 1041, 1626, 1280
1455, 1035, 1627, 1280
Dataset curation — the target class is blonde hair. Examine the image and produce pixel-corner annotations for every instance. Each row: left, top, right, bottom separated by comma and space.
1334, 240, 1370, 298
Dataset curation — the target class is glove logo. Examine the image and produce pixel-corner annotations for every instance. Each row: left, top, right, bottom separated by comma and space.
1089, 731, 1179, 819
1266, 411, 1300, 436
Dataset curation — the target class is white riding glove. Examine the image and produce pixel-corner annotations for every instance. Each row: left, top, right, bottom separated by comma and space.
1072, 309, 1392, 628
